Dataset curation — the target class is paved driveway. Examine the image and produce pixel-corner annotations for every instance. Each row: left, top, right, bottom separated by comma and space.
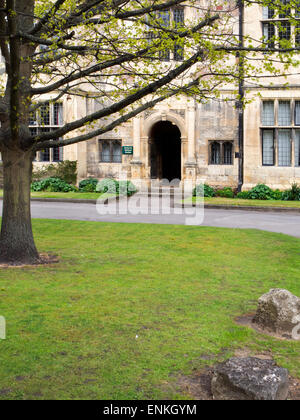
2, 199, 298, 238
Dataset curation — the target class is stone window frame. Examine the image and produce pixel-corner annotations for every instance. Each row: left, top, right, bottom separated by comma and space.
208, 140, 234, 166
261, 129, 275, 166
262, 2, 300, 49
145, 6, 185, 62
260, 99, 300, 167
29, 101, 64, 163
99, 139, 122, 163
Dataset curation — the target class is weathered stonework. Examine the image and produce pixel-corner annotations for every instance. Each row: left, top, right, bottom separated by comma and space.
253, 289, 300, 339
31, 4, 300, 190
212, 357, 289, 400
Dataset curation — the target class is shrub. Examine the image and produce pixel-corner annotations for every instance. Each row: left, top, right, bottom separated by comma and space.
96, 179, 137, 196
118, 181, 138, 196
31, 177, 77, 192
79, 178, 99, 192
282, 183, 300, 201
96, 179, 119, 194
271, 189, 284, 201
32, 160, 77, 184
193, 184, 215, 197
216, 187, 234, 198
247, 184, 275, 200
32, 164, 56, 182
236, 191, 250, 199
55, 161, 77, 184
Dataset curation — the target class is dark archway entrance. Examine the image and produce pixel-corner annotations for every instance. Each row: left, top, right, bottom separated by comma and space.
150, 121, 181, 181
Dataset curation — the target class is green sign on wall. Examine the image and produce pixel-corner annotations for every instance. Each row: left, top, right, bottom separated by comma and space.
122, 146, 134, 155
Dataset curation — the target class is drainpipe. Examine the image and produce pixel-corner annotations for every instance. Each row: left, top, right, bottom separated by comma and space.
237, 0, 244, 192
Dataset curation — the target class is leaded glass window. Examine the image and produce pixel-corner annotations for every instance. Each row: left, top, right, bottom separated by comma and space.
209, 141, 234, 165
53, 103, 63, 126
157, 10, 170, 27
279, 21, 291, 42
173, 9, 184, 60
159, 48, 170, 61
112, 141, 122, 163
296, 24, 300, 46
29, 110, 37, 126
39, 127, 51, 162
295, 131, 300, 166
146, 7, 185, 62
261, 100, 300, 167
101, 141, 111, 162
279, 0, 291, 18
157, 10, 170, 61
100, 140, 122, 163
262, 6, 275, 19
223, 142, 233, 165
40, 102, 50, 125
40, 148, 50, 162
278, 129, 291, 166
262, 130, 274, 165
29, 102, 64, 162
262, 101, 275, 126
53, 146, 63, 162
295, 101, 300, 125
210, 142, 221, 164
263, 23, 275, 48
296, 1, 300, 18
278, 101, 291, 126
262, 3, 300, 47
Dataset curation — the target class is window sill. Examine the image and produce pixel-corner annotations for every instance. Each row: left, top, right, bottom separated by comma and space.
262, 165, 299, 168
260, 126, 295, 129
99, 162, 122, 164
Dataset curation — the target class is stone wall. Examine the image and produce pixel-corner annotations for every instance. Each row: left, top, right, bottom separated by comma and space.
32, 3, 300, 191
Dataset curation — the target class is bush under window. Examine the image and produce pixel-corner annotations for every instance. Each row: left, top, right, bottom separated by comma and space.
31, 177, 77, 192
79, 178, 99, 192
193, 184, 215, 197
96, 179, 137, 196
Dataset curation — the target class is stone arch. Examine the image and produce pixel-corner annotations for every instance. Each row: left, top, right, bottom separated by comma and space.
143, 111, 187, 139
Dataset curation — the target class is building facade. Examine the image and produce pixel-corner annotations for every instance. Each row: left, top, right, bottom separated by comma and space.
29, 2, 300, 190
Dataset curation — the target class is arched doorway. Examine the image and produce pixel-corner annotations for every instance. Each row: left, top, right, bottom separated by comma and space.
150, 121, 181, 181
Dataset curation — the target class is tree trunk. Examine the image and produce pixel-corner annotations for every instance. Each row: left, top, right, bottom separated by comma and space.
0, 148, 40, 265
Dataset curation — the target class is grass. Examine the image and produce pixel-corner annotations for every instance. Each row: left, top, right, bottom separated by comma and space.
186, 196, 300, 208
1, 188, 299, 208
0, 190, 115, 200
0, 221, 299, 400
31, 191, 116, 200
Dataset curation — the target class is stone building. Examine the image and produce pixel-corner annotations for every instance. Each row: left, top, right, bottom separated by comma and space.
27, 2, 300, 190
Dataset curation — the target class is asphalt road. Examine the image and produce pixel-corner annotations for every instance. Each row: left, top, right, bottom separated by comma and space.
2, 199, 299, 238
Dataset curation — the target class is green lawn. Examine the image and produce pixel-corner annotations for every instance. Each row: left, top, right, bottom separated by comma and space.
0, 221, 299, 400
31, 191, 116, 200
187, 196, 300, 208
1, 189, 300, 208
0, 190, 115, 200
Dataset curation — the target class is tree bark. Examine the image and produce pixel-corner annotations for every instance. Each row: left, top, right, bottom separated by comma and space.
0, 148, 40, 265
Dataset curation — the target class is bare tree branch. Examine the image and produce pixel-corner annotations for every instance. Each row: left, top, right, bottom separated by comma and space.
28, 0, 69, 35
30, 47, 205, 146
34, 78, 201, 150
